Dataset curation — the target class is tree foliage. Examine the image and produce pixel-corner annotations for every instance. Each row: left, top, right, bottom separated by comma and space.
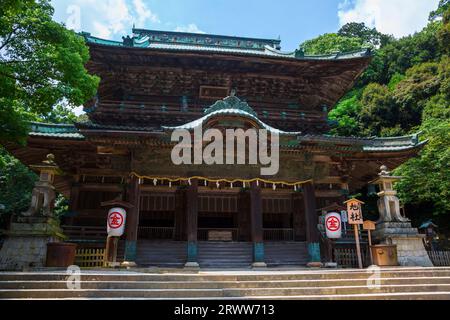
0, 0, 99, 144
309, 3, 450, 218
300, 33, 367, 55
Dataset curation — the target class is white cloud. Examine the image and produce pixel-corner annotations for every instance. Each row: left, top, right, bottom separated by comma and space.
338, 0, 440, 38
92, 21, 111, 39
133, 0, 160, 27
59, 0, 160, 38
174, 23, 205, 34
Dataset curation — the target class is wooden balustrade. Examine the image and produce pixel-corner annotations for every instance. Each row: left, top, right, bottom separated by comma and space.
138, 226, 175, 240
263, 228, 294, 241
427, 251, 450, 266
62, 225, 107, 240
198, 228, 239, 241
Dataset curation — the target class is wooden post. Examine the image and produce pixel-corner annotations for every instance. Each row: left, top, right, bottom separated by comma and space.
185, 179, 199, 268
303, 182, 321, 265
363, 220, 376, 266
124, 175, 141, 263
250, 182, 265, 267
353, 224, 363, 269
105, 236, 120, 267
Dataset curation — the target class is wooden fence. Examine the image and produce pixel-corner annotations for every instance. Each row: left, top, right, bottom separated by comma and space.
74, 248, 106, 268
334, 246, 371, 268
427, 251, 450, 266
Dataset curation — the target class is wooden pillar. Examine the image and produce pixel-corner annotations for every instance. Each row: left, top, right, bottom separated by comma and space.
124, 175, 140, 262
303, 182, 321, 263
174, 189, 186, 241
250, 182, 266, 267
67, 179, 80, 226
292, 193, 306, 241
185, 179, 199, 268
237, 191, 251, 241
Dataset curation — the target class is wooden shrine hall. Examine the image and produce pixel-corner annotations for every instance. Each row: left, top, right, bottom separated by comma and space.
5, 28, 426, 268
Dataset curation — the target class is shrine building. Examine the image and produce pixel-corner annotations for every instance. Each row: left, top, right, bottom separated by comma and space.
5, 29, 426, 268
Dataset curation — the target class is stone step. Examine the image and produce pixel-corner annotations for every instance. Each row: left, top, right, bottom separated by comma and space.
2, 276, 450, 290
2, 283, 450, 299
3, 268, 450, 282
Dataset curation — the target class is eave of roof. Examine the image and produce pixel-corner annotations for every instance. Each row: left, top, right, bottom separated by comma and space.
82, 32, 372, 61
28, 122, 85, 140
27, 121, 426, 153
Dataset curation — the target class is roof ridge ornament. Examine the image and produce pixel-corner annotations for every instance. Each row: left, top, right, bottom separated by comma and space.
204, 93, 257, 117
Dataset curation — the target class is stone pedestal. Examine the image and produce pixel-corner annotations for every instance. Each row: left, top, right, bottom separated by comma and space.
0, 217, 66, 271
373, 222, 433, 267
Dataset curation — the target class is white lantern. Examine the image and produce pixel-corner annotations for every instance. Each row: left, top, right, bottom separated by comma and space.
107, 207, 127, 237
325, 212, 342, 239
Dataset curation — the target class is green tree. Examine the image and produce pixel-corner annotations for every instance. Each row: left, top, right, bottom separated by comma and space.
359, 83, 399, 136
338, 22, 393, 47
0, 147, 37, 226
429, 0, 450, 21
0, 0, 99, 144
299, 33, 366, 55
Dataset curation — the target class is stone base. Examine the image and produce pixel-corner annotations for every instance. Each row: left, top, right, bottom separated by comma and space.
184, 262, 200, 270
0, 217, 65, 271
121, 261, 137, 268
307, 262, 323, 268
252, 262, 267, 268
373, 222, 433, 267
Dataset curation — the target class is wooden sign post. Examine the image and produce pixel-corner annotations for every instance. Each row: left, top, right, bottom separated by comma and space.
344, 198, 365, 269
363, 220, 376, 265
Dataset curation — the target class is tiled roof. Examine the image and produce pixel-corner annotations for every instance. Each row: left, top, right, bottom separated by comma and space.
82, 29, 372, 61
28, 123, 85, 140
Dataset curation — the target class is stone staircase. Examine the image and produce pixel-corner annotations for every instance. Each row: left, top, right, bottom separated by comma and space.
265, 242, 309, 266
1, 267, 450, 299
135, 241, 187, 267
198, 242, 253, 268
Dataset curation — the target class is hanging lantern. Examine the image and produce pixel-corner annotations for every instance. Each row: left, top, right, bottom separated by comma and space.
272, 183, 276, 190
188, 178, 191, 186
256, 180, 259, 187
204, 180, 207, 186
294, 185, 297, 191
230, 182, 234, 189
169, 181, 172, 188
216, 181, 220, 189
153, 178, 157, 186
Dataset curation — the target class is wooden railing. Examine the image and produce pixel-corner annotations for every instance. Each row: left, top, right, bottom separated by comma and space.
62, 225, 107, 240
75, 248, 105, 268
334, 246, 371, 268
198, 228, 239, 241
427, 251, 450, 266
263, 228, 294, 241
138, 226, 175, 240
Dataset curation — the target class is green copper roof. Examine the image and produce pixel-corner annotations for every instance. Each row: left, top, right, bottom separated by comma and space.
29, 122, 85, 140
81, 29, 372, 61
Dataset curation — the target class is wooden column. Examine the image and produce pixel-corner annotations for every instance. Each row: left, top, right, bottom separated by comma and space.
237, 191, 251, 241
173, 189, 186, 241
292, 193, 306, 241
67, 178, 80, 226
250, 182, 266, 267
124, 175, 141, 262
303, 182, 321, 263
185, 179, 199, 267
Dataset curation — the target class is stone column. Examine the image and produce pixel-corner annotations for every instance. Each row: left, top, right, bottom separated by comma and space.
250, 182, 266, 267
185, 179, 199, 268
123, 175, 141, 265
303, 182, 321, 265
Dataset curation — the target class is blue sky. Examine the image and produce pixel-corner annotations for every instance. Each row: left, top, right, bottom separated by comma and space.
52, 0, 439, 52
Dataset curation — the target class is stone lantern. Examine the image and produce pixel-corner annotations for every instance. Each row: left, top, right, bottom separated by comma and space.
371, 165, 409, 223
370, 165, 433, 267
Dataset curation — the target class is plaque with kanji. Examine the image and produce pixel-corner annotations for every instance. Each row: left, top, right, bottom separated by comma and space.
344, 198, 364, 225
